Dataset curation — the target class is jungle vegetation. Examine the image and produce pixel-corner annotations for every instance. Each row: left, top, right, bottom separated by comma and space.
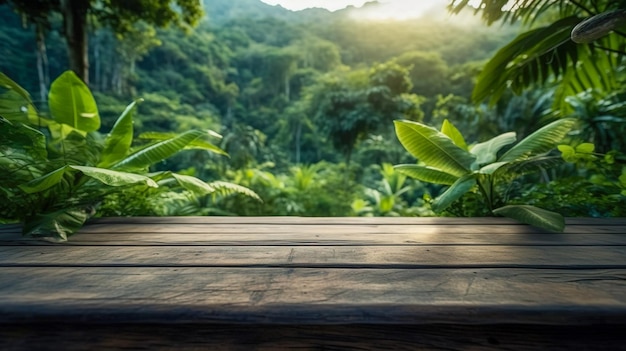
1, 0, 625, 237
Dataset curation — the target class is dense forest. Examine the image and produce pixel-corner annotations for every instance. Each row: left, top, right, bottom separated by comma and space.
1, 0, 625, 239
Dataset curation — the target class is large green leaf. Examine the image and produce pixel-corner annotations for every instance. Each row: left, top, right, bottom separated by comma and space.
394, 164, 458, 185
22, 208, 90, 241
441, 119, 468, 151
70, 166, 158, 188
99, 100, 140, 167
499, 118, 576, 162
19, 165, 158, 194
19, 166, 70, 194
150, 172, 261, 201
0, 73, 38, 123
495, 156, 564, 179
48, 71, 100, 132
208, 181, 262, 202
431, 174, 477, 212
174, 174, 262, 201
0, 72, 32, 103
493, 205, 565, 232
139, 131, 228, 156
0, 122, 48, 161
0, 92, 38, 123
111, 130, 206, 171
470, 132, 516, 166
170, 173, 218, 195
394, 120, 475, 177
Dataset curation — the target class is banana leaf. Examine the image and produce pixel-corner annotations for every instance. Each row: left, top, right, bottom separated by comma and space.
139, 130, 228, 156
394, 120, 475, 177
494, 205, 565, 232
19, 165, 158, 194
470, 132, 516, 166
431, 174, 477, 212
499, 118, 576, 162
48, 71, 100, 132
111, 129, 206, 171
441, 119, 468, 151
99, 99, 141, 168
394, 164, 458, 185
22, 208, 90, 241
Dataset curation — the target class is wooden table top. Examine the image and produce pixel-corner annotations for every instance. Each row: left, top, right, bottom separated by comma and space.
1, 217, 625, 350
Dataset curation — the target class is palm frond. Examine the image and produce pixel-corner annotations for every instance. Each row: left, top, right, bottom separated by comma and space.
448, 0, 588, 26
554, 34, 623, 113
472, 16, 581, 104
455, 1, 625, 110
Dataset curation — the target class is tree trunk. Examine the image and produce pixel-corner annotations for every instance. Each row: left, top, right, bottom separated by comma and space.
94, 32, 101, 91
295, 121, 301, 164
61, 0, 90, 84
35, 23, 49, 103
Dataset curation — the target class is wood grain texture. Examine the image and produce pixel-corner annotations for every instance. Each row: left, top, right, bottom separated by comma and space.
84, 216, 626, 225
2, 245, 626, 268
1, 217, 625, 349
4, 232, 626, 246
1, 267, 626, 324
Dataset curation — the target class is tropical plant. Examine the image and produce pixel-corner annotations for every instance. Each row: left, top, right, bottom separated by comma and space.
448, 0, 626, 112
352, 163, 422, 217
564, 89, 626, 153
0, 70, 257, 241
394, 118, 577, 231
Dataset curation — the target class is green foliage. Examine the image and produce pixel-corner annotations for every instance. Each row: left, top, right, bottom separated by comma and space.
7, 0, 598, 223
564, 90, 626, 153
352, 163, 431, 217
451, 0, 626, 112
395, 118, 577, 231
215, 162, 357, 216
306, 62, 423, 164
0, 71, 255, 240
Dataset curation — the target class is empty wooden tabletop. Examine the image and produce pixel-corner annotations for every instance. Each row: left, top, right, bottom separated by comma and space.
1, 217, 625, 350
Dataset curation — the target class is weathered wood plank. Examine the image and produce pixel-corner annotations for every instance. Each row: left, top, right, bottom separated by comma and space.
10, 217, 621, 230
18, 223, 624, 235
9, 221, 626, 234
2, 324, 626, 351
2, 245, 626, 268
83, 216, 626, 226
3, 232, 626, 246
0, 267, 625, 325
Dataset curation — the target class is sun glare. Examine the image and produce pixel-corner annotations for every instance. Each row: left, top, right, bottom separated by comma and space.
260, 0, 371, 12
351, 1, 449, 20
260, 0, 454, 19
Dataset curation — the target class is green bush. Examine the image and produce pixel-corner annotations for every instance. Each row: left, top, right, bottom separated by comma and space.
0, 71, 257, 241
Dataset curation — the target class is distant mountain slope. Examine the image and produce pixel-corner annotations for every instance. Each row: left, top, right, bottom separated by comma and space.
203, 0, 295, 24
202, 0, 387, 25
